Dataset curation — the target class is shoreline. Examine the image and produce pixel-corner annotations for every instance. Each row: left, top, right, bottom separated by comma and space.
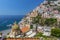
0, 29, 11, 36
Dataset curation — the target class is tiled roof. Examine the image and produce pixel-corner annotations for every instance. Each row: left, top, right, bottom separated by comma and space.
21, 26, 30, 33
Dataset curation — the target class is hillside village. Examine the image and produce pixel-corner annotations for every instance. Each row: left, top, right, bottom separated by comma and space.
0, 0, 60, 40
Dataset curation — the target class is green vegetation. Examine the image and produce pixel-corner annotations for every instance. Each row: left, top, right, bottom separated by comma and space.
58, 2, 60, 4
7, 32, 10, 35
43, 37, 58, 40
32, 14, 45, 26
32, 14, 41, 31
45, 18, 57, 26
39, 18, 45, 26
35, 32, 47, 38
0, 32, 2, 35
35, 32, 58, 40
30, 25, 33, 29
12, 21, 20, 30
51, 28, 60, 37
54, 7, 60, 11
32, 14, 41, 24
32, 13, 57, 27
35, 32, 43, 37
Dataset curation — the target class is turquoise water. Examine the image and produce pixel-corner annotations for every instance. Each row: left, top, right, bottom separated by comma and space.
0, 15, 24, 31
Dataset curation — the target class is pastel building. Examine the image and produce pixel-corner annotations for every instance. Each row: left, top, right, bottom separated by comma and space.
43, 27, 51, 36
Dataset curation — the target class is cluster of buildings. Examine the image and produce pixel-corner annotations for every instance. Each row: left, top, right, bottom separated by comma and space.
5, 0, 60, 38
6, 22, 37, 38
0, 0, 60, 40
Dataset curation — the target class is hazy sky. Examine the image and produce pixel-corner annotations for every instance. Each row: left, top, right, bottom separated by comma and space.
0, 0, 44, 15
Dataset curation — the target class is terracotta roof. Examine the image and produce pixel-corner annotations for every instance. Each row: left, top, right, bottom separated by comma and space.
21, 26, 30, 33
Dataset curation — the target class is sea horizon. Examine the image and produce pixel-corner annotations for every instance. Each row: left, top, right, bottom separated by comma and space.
0, 15, 24, 31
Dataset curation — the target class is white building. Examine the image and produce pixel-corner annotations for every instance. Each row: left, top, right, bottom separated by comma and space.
26, 30, 33, 36
37, 26, 43, 32
33, 24, 36, 30
43, 31, 51, 36
28, 32, 36, 37
8, 31, 15, 38
16, 35, 23, 38
43, 27, 51, 36
43, 0, 48, 5
42, 12, 50, 18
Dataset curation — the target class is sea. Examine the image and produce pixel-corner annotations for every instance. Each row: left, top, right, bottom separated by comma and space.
0, 15, 24, 31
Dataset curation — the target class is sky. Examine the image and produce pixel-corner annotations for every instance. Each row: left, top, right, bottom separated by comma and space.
0, 0, 44, 15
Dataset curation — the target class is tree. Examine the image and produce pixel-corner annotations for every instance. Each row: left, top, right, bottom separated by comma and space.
39, 18, 45, 26
7, 32, 10, 35
45, 18, 57, 26
51, 28, 60, 37
32, 14, 41, 24
12, 21, 20, 30
12, 21, 20, 37
30, 25, 33, 29
35, 32, 43, 37
58, 22, 60, 28
0, 32, 2, 38
54, 7, 60, 11
32, 14, 41, 31
0, 32, 2, 35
